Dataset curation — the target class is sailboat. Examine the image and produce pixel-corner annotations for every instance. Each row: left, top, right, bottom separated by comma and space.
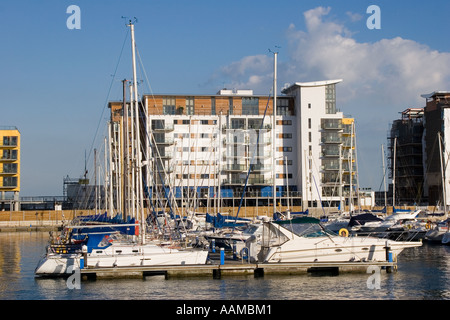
35, 21, 208, 277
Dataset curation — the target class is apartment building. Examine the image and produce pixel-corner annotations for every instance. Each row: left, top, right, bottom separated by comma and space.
422, 91, 450, 207
0, 126, 20, 210
108, 79, 355, 211
388, 108, 424, 205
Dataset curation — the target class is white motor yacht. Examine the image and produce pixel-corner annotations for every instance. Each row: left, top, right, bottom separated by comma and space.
246, 217, 422, 263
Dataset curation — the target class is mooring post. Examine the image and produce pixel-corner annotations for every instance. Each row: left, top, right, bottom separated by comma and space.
385, 241, 393, 273
82, 245, 88, 269
220, 247, 225, 265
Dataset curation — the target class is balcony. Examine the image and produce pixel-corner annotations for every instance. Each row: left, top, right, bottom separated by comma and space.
0, 150, 18, 161
151, 123, 174, 131
321, 132, 341, 144
321, 119, 343, 130
248, 177, 273, 185
223, 178, 246, 185
250, 163, 272, 172
223, 164, 247, 172
154, 137, 174, 145
0, 177, 17, 188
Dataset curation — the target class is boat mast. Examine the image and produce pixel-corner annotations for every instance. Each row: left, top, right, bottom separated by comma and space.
393, 137, 397, 208
272, 51, 277, 216
381, 144, 387, 208
439, 132, 447, 218
128, 20, 145, 243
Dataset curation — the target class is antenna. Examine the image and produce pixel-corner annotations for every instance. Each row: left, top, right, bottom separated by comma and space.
121, 16, 138, 25
268, 46, 281, 54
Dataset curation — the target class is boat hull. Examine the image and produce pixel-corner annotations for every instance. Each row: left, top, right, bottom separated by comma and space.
262, 237, 421, 263
35, 244, 209, 276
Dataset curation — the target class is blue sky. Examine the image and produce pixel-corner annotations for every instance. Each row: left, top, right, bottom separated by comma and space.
1, 0, 450, 196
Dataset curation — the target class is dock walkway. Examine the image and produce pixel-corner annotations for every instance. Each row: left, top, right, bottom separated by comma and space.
80, 253, 397, 280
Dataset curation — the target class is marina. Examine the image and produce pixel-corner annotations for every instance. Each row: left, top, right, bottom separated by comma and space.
0, 231, 449, 300
2, 4, 450, 306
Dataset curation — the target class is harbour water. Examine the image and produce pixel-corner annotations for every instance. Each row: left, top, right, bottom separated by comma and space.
0, 232, 449, 301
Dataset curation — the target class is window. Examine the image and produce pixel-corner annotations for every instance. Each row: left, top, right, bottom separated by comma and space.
229, 98, 233, 115
282, 147, 292, 152
308, 103, 311, 109
152, 119, 165, 130
1, 150, 17, 160
242, 97, 259, 115
280, 133, 292, 139
277, 98, 291, 115
278, 159, 293, 165
231, 118, 245, 130
2, 136, 17, 146
276, 173, 292, 179
163, 97, 176, 115
248, 118, 263, 129
2, 163, 17, 174
325, 84, 336, 114
309, 132, 312, 142
2, 177, 17, 187
153, 132, 165, 143
308, 118, 311, 129
277, 120, 292, 125
200, 120, 209, 125
186, 97, 194, 115
211, 97, 216, 115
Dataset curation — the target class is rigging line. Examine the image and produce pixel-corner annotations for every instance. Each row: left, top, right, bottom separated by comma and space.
135, 45, 158, 108
86, 28, 130, 166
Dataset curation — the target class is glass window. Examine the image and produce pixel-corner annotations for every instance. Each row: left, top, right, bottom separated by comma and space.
163, 96, 176, 115
325, 84, 336, 114
242, 97, 259, 115
231, 119, 245, 130
248, 118, 263, 129
152, 119, 165, 130
186, 97, 194, 115
277, 98, 291, 115
211, 97, 216, 115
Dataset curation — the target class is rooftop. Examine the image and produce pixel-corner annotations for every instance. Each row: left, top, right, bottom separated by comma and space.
282, 79, 343, 93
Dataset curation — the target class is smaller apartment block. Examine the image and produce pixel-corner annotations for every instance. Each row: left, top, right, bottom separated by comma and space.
422, 91, 450, 207
388, 91, 450, 207
0, 126, 20, 210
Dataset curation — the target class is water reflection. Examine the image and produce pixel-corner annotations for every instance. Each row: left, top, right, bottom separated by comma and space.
0, 232, 449, 300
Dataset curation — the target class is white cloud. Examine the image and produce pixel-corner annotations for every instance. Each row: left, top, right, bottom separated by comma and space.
346, 11, 363, 22
214, 6, 450, 105
286, 7, 450, 108
209, 6, 450, 189
208, 54, 273, 92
